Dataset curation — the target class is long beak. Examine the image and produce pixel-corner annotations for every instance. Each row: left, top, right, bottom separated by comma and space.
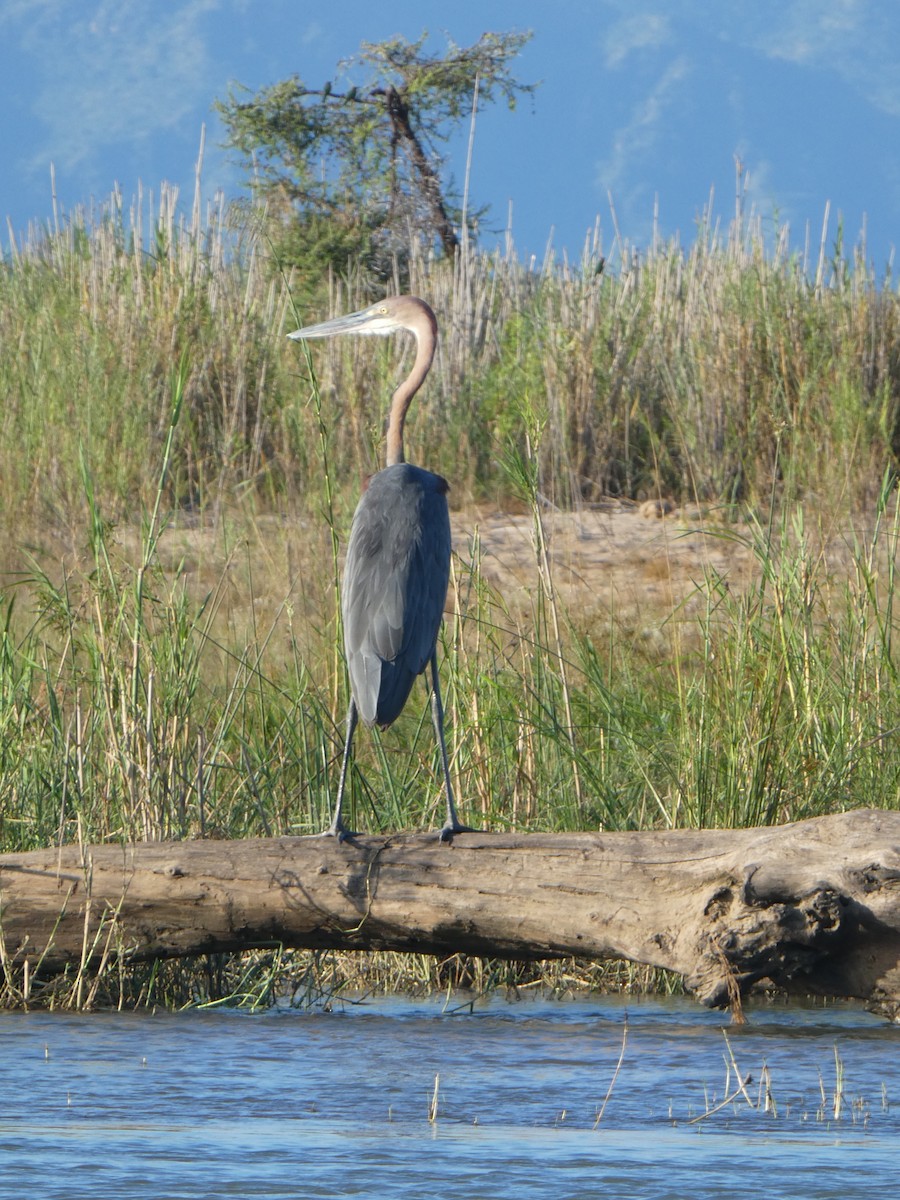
287, 307, 372, 341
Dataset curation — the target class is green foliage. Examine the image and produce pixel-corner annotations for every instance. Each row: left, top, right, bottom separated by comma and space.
214, 29, 535, 276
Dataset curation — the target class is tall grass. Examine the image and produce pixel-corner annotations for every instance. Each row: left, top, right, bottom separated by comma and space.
5, 453, 897, 851
1, 173, 900, 1005
3, 179, 899, 537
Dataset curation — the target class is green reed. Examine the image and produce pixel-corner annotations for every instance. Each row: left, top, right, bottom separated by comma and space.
2, 174, 899, 542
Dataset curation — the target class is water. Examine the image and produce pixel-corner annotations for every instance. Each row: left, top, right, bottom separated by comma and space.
0, 996, 897, 1199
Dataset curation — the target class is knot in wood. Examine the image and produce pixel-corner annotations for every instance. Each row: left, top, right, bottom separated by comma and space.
693, 883, 854, 1008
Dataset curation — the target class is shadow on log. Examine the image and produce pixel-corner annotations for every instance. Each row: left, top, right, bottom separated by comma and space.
2, 809, 899, 1017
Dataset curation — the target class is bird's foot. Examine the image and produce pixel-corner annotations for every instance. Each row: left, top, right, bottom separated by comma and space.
318, 823, 358, 843
438, 820, 474, 844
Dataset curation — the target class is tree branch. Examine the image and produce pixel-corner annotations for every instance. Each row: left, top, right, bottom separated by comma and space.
379, 85, 459, 258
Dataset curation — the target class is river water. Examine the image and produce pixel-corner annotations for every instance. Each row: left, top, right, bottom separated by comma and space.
0, 995, 896, 1199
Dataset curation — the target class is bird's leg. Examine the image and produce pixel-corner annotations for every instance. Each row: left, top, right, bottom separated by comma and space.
429, 653, 470, 842
324, 699, 359, 841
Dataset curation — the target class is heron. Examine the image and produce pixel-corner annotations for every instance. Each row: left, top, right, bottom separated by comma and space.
288, 295, 468, 842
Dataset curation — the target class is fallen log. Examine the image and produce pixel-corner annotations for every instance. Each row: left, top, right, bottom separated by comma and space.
1, 809, 899, 1016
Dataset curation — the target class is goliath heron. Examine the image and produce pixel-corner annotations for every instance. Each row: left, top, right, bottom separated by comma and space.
288, 296, 467, 842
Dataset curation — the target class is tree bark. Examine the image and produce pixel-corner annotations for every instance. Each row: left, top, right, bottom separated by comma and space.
2, 809, 899, 1016
382, 86, 460, 258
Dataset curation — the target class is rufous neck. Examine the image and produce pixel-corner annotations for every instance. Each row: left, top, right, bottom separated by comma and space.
384, 322, 436, 466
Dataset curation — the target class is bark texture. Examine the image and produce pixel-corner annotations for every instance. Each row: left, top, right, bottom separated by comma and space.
2, 809, 899, 1015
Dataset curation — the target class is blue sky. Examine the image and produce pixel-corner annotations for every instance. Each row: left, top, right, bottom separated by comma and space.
2, 1, 899, 270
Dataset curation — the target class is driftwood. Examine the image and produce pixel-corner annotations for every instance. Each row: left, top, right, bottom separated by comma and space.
1, 809, 899, 1016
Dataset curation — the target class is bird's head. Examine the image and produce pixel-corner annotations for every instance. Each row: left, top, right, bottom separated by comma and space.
287, 296, 436, 343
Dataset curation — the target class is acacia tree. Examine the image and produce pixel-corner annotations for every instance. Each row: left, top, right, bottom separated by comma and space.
215, 30, 535, 273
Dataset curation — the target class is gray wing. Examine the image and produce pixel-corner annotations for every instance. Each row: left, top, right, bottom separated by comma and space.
342, 468, 451, 728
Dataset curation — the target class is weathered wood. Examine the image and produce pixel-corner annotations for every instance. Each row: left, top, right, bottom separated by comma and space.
2, 809, 899, 1015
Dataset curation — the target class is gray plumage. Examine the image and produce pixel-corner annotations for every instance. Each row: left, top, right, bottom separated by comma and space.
343, 464, 451, 729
